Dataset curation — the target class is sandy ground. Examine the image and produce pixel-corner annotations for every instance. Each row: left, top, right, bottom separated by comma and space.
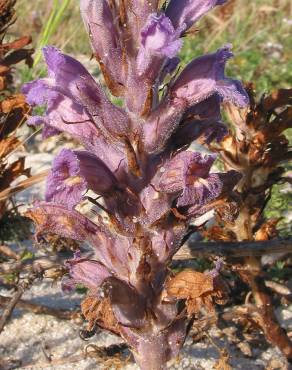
1, 151, 292, 369
0, 279, 291, 369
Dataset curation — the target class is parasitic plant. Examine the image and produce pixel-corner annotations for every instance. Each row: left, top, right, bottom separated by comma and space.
204, 85, 292, 361
23, 1, 249, 369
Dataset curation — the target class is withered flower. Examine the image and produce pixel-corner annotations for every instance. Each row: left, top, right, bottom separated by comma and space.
205, 85, 292, 361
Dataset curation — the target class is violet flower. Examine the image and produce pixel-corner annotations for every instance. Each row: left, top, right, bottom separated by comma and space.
23, 1, 248, 369
137, 13, 184, 75
166, 0, 227, 32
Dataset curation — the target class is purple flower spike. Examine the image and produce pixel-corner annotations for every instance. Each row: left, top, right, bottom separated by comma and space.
46, 149, 119, 209
25, 1, 249, 368
137, 13, 184, 75
166, 0, 227, 32
171, 45, 249, 109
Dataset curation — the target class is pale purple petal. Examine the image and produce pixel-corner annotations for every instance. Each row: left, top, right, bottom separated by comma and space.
177, 173, 223, 207
158, 151, 216, 194
46, 149, 87, 209
171, 45, 249, 108
67, 258, 111, 291
142, 97, 187, 153
137, 13, 183, 75
139, 185, 174, 225
46, 148, 121, 209
166, 0, 227, 31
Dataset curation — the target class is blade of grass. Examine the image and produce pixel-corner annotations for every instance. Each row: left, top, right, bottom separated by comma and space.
33, 0, 71, 68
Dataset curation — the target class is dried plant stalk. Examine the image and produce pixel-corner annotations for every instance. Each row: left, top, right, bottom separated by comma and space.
0, 0, 35, 233
205, 85, 292, 361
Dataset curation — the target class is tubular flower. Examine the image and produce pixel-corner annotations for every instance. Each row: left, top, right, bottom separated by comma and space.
137, 13, 184, 75
23, 1, 248, 369
166, 0, 227, 32
45, 148, 119, 209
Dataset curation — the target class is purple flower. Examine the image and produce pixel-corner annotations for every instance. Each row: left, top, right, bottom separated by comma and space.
158, 151, 229, 208
142, 46, 248, 154
171, 45, 249, 109
166, 0, 227, 32
23, 47, 131, 145
46, 148, 119, 209
46, 149, 88, 209
24, 1, 248, 369
80, 0, 125, 95
67, 258, 111, 291
137, 13, 184, 75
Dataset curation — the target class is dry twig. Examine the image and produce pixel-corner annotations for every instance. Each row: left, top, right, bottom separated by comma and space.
0, 294, 79, 320
0, 285, 24, 333
174, 238, 292, 260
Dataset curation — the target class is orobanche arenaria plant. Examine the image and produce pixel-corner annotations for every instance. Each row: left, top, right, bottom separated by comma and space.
22, 1, 249, 369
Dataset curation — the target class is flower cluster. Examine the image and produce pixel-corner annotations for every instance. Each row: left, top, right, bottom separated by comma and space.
23, 1, 248, 369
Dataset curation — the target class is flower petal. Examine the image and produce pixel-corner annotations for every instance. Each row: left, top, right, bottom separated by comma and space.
171, 45, 249, 108
45, 149, 87, 209
67, 258, 111, 291
23, 47, 131, 146
80, 0, 126, 95
45, 149, 119, 209
25, 202, 99, 241
166, 0, 227, 32
137, 13, 183, 75
158, 151, 216, 194
177, 173, 223, 207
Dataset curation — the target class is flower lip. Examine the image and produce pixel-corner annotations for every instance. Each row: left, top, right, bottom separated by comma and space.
171, 45, 249, 109
45, 149, 87, 210
137, 13, 184, 75
45, 148, 120, 209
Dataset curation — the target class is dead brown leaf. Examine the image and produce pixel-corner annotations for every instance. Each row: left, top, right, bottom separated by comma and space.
0, 136, 20, 158
81, 296, 120, 335
166, 270, 214, 300
0, 94, 28, 113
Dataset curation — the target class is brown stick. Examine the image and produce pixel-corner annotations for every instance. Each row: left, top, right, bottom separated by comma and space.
0, 286, 24, 333
0, 295, 78, 320
174, 238, 292, 260
239, 260, 292, 363
0, 255, 65, 274
0, 245, 19, 260
0, 170, 48, 202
